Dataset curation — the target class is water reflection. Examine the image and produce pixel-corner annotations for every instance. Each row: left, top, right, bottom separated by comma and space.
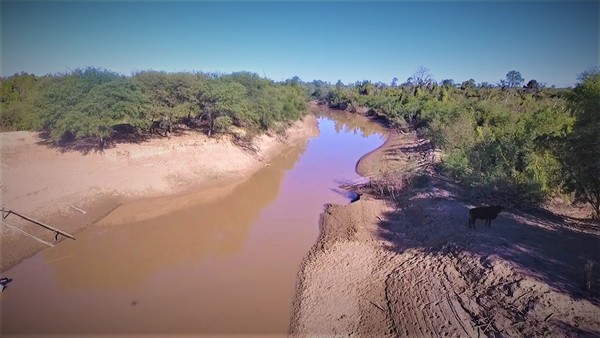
316, 107, 384, 138
47, 143, 309, 290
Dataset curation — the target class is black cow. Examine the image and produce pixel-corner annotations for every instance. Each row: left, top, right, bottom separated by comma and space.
468, 205, 503, 228
150, 120, 170, 137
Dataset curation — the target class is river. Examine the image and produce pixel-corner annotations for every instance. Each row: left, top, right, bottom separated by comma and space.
0, 109, 385, 335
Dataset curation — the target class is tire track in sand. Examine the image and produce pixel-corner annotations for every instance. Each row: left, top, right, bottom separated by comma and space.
385, 250, 481, 337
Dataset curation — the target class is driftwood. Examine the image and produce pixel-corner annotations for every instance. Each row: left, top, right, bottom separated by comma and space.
1, 221, 55, 247
2, 207, 75, 241
369, 301, 385, 312
68, 205, 87, 214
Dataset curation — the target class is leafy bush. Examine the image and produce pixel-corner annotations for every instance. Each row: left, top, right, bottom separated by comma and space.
213, 115, 233, 134
0, 72, 44, 130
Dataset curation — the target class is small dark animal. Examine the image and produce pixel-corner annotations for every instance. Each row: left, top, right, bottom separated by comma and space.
0, 277, 13, 292
150, 120, 170, 137
468, 205, 503, 228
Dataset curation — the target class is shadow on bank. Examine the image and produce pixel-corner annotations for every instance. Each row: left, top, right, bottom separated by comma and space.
369, 172, 600, 305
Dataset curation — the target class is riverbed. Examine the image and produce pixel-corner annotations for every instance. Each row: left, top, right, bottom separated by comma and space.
0, 109, 385, 335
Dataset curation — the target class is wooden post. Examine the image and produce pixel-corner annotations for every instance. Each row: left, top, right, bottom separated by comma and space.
3, 209, 75, 240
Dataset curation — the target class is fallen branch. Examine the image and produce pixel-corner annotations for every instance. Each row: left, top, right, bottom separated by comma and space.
1, 221, 55, 247
68, 205, 87, 214
511, 290, 532, 304
369, 301, 385, 312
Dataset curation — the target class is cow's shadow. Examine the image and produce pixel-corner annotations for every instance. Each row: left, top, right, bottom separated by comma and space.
373, 175, 600, 304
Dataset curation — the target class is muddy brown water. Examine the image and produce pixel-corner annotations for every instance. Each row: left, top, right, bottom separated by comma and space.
0, 111, 385, 335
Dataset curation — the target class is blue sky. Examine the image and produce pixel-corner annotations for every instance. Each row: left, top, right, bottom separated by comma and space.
2, 1, 598, 87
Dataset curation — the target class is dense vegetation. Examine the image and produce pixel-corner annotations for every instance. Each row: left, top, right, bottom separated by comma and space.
0, 68, 307, 147
2, 67, 598, 217
309, 68, 599, 218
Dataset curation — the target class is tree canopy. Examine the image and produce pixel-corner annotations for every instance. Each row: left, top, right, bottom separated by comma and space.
554, 70, 600, 217
309, 67, 598, 217
1, 67, 308, 147
502, 70, 525, 88
37, 68, 149, 147
133, 71, 203, 133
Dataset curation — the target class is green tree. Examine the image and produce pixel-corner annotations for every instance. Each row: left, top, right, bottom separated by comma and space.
0, 73, 43, 130
503, 70, 524, 88
197, 79, 248, 137
356, 80, 374, 95
524, 79, 541, 91
441, 79, 455, 87
460, 79, 476, 90
38, 68, 148, 148
284, 75, 302, 87
223, 72, 269, 100
411, 66, 433, 87
133, 71, 202, 134
556, 70, 600, 217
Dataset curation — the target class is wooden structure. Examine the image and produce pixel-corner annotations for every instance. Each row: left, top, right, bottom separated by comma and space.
1, 207, 76, 242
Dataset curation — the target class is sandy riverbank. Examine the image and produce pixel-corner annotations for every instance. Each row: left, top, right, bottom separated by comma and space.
0, 115, 319, 272
290, 114, 600, 336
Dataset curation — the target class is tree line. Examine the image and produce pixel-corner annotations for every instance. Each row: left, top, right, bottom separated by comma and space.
2, 67, 598, 217
0, 68, 307, 147
308, 68, 600, 218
